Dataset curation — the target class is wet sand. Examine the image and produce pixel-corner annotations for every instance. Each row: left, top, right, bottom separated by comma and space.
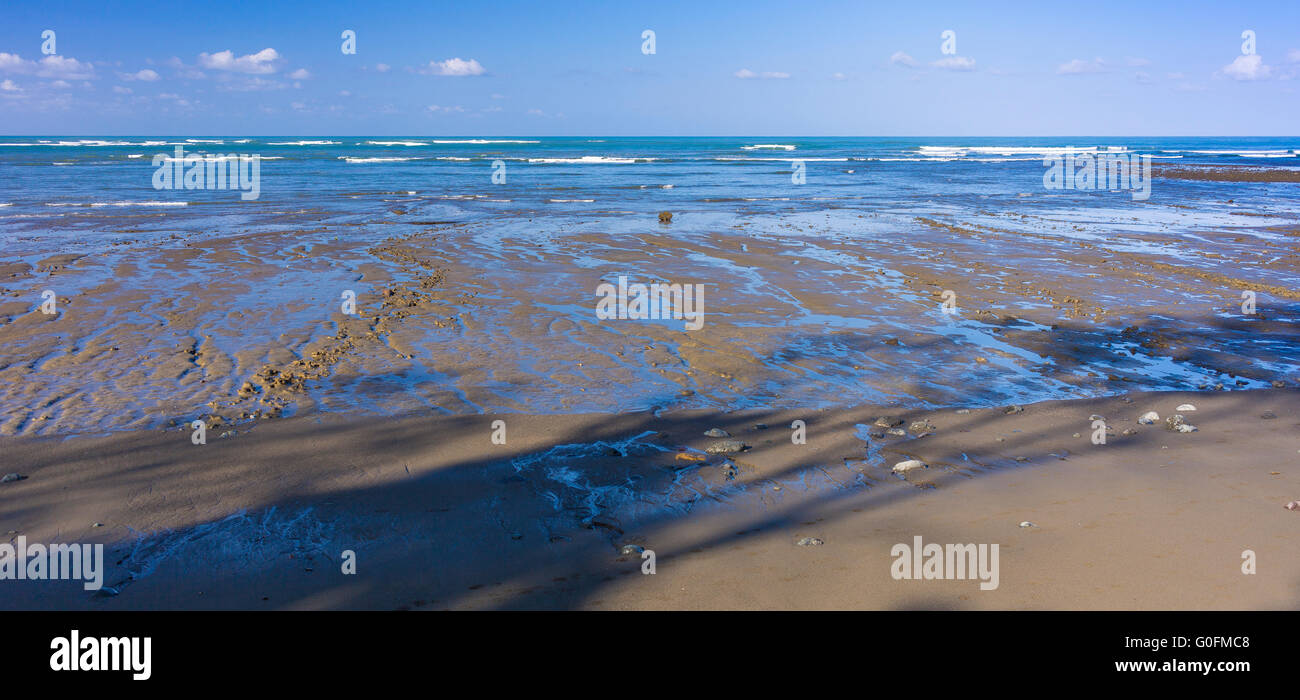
2, 208, 1297, 436
1, 388, 1297, 610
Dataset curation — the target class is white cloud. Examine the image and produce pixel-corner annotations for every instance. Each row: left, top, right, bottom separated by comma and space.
49, 80, 71, 89
427, 104, 466, 113
1125, 57, 1152, 67
0, 79, 19, 91
198, 48, 280, 74
0, 53, 26, 71
1288, 49, 1300, 63
1134, 71, 1152, 84
375, 63, 391, 73
0, 53, 96, 79
1057, 58, 1107, 74
421, 58, 485, 76
1220, 54, 1270, 80
832, 72, 847, 80
888, 51, 918, 68
39, 55, 95, 79
119, 68, 159, 81
288, 68, 311, 80
734, 68, 789, 79
931, 56, 976, 71
215, 76, 286, 91
113, 85, 132, 94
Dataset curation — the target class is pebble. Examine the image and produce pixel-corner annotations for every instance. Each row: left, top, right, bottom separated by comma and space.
1, 473, 25, 483
1176, 404, 1196, 412
796, 537, 824, 546
886, 428, 907, 437
1137, 411, 1160, 425
874, 416, 903, 428
1260, 412, 1277, 420
955, 409, 971, 414
1164, 414, 1197, 433
1088, 414, 1104, 421
892, 459, 927, 474
703, 428, 730, 438
705, 439, 746, 455
1286, 501, 1300, 511
657, 211, 673, 223
1004, 405, 1024, 414
1018, 521, 1035, 528
619, 544, 645, 556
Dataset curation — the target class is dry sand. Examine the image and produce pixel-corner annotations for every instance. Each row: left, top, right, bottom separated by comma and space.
2, 388, 1296, 610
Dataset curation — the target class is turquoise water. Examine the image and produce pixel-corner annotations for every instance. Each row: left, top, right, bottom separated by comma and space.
1, 136, 1298, 233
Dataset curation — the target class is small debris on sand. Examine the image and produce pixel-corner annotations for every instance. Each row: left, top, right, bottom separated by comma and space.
874, 416, 903, 428
796, 537, 824, 546
1138, 411, 1160, 425
1285, 501, 1300, 511
1, 473, 25, 484
892, 459, 927, 474
1176, 403, 1196, 411
657, 211, 673, 223
1019, 521, 1035, 528
703, 428, 730, 438
705, 439, 746, 455
1165, 414, 1197, 433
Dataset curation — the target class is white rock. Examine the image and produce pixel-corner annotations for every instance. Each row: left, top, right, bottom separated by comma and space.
1018, 521, 1035, 528
892, 459, 927, 474
1138, 411, 1160, 425
1176, 404, 1196, 412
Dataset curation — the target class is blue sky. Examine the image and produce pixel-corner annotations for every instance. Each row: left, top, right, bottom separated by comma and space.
2, 0, 1299, 135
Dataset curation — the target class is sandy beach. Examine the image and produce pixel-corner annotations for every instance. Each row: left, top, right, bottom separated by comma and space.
1, 387, 1296, 610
